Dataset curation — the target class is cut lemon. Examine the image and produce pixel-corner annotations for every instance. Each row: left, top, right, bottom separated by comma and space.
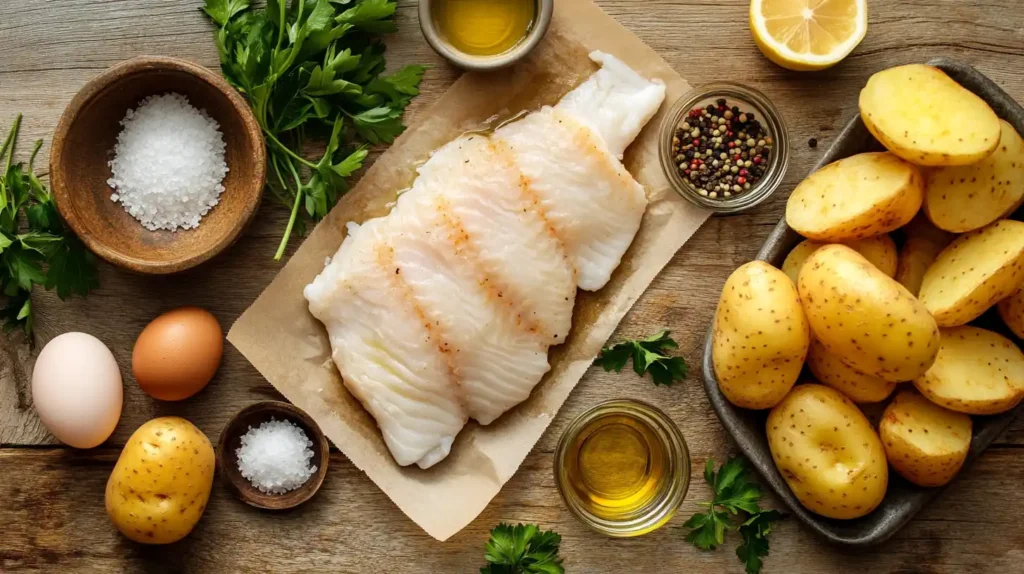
750, 0, 868, 71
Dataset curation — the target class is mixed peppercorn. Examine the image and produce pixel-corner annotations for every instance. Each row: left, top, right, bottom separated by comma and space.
671, 99, 773, 199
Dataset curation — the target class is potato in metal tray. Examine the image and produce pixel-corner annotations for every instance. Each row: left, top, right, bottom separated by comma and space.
786, 152, 923, 242
880, 389, 972, 488
860, 64, 1001, 166
919, 219, 1024, 326
798, 245, 940, 383
913, 326, 1024, 415
925, 119, 1024, 233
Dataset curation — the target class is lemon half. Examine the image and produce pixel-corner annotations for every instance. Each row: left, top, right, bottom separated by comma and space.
750, 0, 868, 71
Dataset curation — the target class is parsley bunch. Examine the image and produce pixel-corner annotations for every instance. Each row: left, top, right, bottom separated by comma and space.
202, 0, 425, 260
481, 523, 564, 574
594, 329, 689, 386
684, 458, 783, 574
0, 114, 98, 335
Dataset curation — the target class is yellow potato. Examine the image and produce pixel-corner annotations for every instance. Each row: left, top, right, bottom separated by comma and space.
798, 245, 940, 383
712, 261, 810, 409
782, 236, 897, 283
919, 220, 1024, 326
860, 64, 1001, 166
805, 339, 898, 403
767, 384, 888, 520
925, 120, 1024, 232
998, 287, 1024, 339
106, 417, 215, 544
913, 326, 1024, 415
786, 152, 924, 242
880, 389, 972, 487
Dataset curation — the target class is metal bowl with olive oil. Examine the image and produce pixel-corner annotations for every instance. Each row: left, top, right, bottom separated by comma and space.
554, 400, 690, 537
419, 0, 553, 71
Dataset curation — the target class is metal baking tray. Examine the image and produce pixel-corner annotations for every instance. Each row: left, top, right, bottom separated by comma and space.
700, 57, 1024, 546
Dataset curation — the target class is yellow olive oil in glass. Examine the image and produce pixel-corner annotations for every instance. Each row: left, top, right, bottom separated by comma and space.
555, 400, 690, 537
432, 0, 536, 57
564, 414, 666, 518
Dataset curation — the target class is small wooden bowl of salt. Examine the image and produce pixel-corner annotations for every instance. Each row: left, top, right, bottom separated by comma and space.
217, 401, 330, 510
50, 56, 265, 274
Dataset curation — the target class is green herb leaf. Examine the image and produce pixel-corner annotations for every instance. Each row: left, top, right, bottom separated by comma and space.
736, 510, 782, 574
594, 330, 689, 386
350, 105, 406, 144
337, 0, 398, 33
0, 115, 98, 334
481, 523, 564, 574
202, 0, 251, 27
684, 458, 783, 574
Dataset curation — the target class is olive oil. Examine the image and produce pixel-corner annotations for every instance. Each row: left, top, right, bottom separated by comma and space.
564, 414, 666, 517
432, 0, 536, 57
555, 400, 690, 537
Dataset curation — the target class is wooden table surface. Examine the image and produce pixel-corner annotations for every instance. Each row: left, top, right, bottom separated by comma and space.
3, 1, 1024, 572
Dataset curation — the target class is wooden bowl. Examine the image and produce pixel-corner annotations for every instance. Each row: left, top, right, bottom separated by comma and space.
50, 56, 265, 274
217, 401, 330, 510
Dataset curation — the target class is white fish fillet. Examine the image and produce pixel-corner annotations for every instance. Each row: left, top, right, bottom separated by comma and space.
305, 51, 666, 468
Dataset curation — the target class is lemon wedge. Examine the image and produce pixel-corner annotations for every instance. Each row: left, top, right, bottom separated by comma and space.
750, 0, 868, 71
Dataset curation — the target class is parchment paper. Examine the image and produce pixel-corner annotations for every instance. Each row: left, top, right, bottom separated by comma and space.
228, 0, 710, 541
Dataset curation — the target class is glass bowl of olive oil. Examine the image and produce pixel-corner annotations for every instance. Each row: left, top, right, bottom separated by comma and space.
419, 0, 554, 71
554, 399, 691, 537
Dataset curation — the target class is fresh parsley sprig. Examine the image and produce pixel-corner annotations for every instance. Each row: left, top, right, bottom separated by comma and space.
594, 329, 689, 386
202, 0, 426, 260
684, 458, 782, 574
481, 523, 564, 574
0, 114, 98, 335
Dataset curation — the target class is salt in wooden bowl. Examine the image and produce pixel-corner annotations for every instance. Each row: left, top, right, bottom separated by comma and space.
217, 401, 330, 510
50, 55, 265, 274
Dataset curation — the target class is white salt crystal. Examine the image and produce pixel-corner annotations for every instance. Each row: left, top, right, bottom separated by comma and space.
236, 417, 318, 495
107, 93, 229, 232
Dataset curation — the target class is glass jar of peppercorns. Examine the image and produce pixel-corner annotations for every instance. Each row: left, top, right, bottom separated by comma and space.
658, 83, 789, 214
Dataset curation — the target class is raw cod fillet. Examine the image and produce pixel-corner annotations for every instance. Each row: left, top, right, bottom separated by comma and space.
304, 52, 666, 468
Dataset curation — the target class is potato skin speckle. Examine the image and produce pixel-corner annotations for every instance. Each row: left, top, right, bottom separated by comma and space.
880, 389, 972, 487
712, 261, 810, 410
806, 339, 897, 403
998, 287, 1024, 339
105, 417, 215, 544
767, 384, 888, 520
798, 245, 940, 383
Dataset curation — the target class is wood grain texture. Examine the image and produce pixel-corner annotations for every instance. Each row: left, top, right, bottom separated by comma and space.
2, 0, 1024, 571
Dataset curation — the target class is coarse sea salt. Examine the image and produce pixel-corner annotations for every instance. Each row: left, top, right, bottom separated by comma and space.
107, 93, 229, 232
236, 418, 318, 495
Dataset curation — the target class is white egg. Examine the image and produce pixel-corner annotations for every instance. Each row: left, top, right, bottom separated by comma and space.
32, 332, 123, 448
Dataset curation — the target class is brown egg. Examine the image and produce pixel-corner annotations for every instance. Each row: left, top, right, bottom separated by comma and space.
133, 307, 223, 401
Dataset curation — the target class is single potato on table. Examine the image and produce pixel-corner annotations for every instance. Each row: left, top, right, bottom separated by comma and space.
860, 64, 1002, 166
786, 152, 923, 241
798, 245, 940, 383
913, 326, 1024, 415
805, 339, 898, 403
712, 261, 810, 409
880, 389, 972, 487
106, 417, 215, 544
919, 220, 1024, 326
767, 384, 888, 519
925, 119, 1024, 232
998, 287, 1024, 339
782, 235, 897, 283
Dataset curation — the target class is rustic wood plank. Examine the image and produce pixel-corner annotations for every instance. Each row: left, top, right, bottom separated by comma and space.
2, 445, 1023, 573
2, 0, 1024, 571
